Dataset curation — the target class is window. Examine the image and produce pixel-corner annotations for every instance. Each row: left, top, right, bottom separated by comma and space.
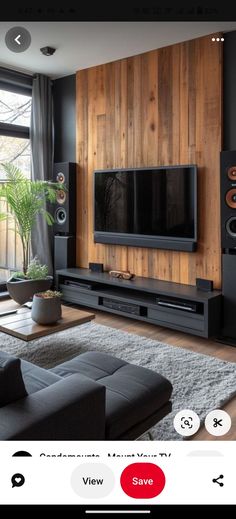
0, 83, 32, 282
0, 89, 31, 179
0, 89, 31, 126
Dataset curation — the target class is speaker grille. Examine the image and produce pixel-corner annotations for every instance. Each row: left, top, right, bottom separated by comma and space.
226, 216, 236, 238
56, 189, 67, 204
56, 172, 65, 183
225, 188, 236, 209
55, 207, 67, 226
227, 166, 236, 181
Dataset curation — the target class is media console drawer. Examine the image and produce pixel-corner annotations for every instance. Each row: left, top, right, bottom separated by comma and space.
147, 307, 205, 332
60, 285, 99, 306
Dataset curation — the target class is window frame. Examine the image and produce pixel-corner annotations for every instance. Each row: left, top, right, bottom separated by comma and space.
0, 122, 29, 139
0, 68, 32, 285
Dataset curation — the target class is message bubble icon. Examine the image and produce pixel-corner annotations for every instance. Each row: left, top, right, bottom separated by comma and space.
12, 451, 32, 457
11, 473, 25, 488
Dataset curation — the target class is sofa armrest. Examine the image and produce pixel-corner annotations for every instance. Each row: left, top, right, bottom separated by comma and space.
0, 374, 105, 440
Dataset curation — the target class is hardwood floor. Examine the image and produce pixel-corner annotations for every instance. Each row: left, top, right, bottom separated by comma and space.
1, 298, 235, 441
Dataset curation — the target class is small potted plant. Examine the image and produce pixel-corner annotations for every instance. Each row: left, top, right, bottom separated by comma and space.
31, 290, 62, 325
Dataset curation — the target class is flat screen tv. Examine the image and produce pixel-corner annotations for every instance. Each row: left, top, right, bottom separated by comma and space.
94, 165, 197, 252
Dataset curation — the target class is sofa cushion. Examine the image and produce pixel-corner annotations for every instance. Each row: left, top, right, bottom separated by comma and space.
20, 359, 61, 395
51, 351, 173, 439
51, 351, 126, 380
0, 351, 27, 407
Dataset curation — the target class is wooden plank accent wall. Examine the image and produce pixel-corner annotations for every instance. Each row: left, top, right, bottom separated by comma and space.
76, 35, 222, 288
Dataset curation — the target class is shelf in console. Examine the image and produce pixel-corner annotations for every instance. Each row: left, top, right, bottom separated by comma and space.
56, 267, 220, 301
60, 283, 154, 305
59, 283, 204, 320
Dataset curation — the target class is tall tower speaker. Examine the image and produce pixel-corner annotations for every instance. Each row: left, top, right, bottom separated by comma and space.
220, 150, 236, 251
220, 151, 236, 343
53, 162, 76, 235
222, 253, 236, 340
53, 162, 77, 270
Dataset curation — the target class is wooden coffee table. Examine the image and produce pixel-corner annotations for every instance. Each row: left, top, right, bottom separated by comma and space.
0, 305, 95, 342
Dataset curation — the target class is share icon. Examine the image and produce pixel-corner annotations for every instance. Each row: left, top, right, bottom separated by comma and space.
212, 474, 224, 487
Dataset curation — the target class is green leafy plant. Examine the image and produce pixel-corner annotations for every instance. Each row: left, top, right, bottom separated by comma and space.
35, 290, 62, 299
26, 257, 48, 280
10, 271, 26, 280
0, 163, 63, 275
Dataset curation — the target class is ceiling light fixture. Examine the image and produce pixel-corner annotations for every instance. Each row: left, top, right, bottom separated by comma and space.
40, 46, 56, 56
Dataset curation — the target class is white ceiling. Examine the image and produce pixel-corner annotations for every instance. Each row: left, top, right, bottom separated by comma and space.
0, 21, 236, 79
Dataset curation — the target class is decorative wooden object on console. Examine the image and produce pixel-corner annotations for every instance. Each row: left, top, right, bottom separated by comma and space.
109, 270, 135, 280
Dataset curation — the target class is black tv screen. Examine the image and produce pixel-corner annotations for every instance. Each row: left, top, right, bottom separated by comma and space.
94, 165, 197, 252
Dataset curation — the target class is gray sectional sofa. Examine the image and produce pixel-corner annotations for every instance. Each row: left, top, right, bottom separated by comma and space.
0, 350, 172, 440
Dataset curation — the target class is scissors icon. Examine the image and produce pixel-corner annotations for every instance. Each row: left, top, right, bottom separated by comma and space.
213, 418, 223, 428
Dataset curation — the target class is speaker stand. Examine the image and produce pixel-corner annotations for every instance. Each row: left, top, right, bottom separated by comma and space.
54, 235, 76, 271
215, 335, 236, 347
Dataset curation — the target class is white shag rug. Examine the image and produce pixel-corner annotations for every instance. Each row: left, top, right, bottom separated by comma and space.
1, 322, 235, 440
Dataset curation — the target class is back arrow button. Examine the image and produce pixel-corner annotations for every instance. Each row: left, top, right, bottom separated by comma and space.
15, 34, 22, 45
5, 27, 31, 53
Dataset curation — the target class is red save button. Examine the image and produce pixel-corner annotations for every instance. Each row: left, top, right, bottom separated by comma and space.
120, 463, 165, 499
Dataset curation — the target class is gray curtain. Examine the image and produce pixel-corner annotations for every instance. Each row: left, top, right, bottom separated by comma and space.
30, 74, 54, 275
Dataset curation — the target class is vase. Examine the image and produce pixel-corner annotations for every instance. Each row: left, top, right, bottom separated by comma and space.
7, 276, 53, 305
31, 295, 62, 324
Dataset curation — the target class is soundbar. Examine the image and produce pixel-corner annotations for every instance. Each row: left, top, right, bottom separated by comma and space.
102, 298, 140, 316
156, 297, 197, 313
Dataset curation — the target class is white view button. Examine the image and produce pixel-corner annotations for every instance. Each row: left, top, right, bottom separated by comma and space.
71, 463, 115, 498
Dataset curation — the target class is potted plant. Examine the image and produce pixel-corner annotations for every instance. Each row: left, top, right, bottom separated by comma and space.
8, 257, 52, 305
0, 163, 62, 304
31, 290, 62, 324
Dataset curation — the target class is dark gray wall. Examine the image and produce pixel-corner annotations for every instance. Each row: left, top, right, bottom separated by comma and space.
53, 74, 76, 162
223, 31, 236, 151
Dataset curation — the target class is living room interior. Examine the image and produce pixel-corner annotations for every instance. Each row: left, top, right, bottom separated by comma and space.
0, 21, 236, 442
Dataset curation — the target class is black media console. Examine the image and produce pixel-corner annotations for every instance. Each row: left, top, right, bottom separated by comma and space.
55, 268, 222, 338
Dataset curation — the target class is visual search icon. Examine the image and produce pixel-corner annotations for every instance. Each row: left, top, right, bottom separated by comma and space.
11, 473, 25, 488
173, 409, 200, 437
